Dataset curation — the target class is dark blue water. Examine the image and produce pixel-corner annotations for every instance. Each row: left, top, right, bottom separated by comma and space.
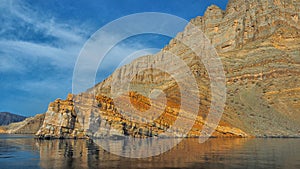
1, 134, 300, 169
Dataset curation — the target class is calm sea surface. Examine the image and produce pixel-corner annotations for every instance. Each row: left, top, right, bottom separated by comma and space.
0, 134, 300, 169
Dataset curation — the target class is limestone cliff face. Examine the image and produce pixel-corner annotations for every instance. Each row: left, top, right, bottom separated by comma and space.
189, 0, 299, 53
36, 0, 300, 139
36, 94, 86, 139
36, 92, 247, 139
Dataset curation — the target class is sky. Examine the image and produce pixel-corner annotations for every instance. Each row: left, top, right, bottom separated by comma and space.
0, 0, 228, 117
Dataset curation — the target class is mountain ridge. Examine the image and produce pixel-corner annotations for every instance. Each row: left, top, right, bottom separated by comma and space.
0, 113, 45, 134
0, 112, 26, 126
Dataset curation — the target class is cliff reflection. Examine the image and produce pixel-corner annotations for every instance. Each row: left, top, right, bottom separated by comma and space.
35, 139, 98, 169
35, 138, 248, 169
2, 135, 300, 169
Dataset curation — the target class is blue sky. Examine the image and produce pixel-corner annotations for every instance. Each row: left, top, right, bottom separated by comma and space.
0, 0, 228, 117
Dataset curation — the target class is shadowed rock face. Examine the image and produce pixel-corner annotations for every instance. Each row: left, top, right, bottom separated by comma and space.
0, 113, 45, 134
36, 0, 300, 139
0, 112, 26, 126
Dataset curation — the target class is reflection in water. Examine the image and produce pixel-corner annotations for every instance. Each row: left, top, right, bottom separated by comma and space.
36, 139, 100, 169
93, 137, 183, 158
35, 138, 246, 169
36, 138, 300, 169
1, 135, 300, 169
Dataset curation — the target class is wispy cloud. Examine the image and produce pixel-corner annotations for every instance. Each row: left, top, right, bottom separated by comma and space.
0, 0, 155, 76
0, 54, 26, 73
0, 0, 93, 115
4, 0, 89, 44
0, 0, 92, 73
0, 40, 79, 70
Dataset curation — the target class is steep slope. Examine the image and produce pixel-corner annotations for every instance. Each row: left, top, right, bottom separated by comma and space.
221, 25, 300, 136
0, 112, 26, 126
36, 0, 300, 139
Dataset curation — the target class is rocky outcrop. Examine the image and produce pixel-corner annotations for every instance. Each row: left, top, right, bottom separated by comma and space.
0, 112, 26, 126
36, 0, 300, 139
36, 94, 86, 139
36, 92, 247, 139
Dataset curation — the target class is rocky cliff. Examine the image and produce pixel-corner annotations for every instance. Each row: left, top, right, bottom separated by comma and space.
36, 0, 300, 139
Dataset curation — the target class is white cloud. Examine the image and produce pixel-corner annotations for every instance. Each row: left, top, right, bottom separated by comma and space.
5, 0, 89, 44
0, 55, 26, 73
0, 40, 79, 70
0, 0, 154, 76
0, 0, 93, 73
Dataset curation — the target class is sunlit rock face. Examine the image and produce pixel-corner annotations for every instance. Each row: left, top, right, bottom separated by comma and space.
36, 89, 247, 139
190, 0, 300, 53
36, 94, 86, 139
36, 0, 300, 139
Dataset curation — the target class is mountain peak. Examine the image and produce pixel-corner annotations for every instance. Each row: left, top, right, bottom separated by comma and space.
205, 4, 223, 13
189, 0, 299, 53
203, 4, 224, 19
